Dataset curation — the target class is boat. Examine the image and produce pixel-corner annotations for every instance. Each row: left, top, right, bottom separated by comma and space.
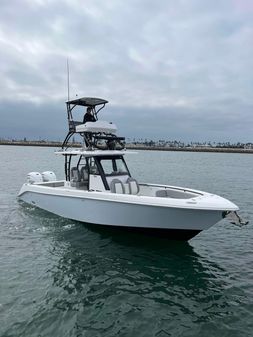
18, 97, 240, 240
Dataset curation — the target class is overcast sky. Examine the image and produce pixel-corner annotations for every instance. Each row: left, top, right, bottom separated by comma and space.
0, 0, 253, 142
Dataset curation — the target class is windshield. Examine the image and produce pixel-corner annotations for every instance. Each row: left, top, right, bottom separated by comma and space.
99, 157, 129, 176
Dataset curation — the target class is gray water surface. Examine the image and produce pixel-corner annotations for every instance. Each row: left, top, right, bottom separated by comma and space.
0, 145, 252, 337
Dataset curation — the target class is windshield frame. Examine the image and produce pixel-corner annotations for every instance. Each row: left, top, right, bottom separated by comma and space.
95, 155, 131, 189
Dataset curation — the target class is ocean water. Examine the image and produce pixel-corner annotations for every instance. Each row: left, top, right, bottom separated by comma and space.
0, 145, 252, 337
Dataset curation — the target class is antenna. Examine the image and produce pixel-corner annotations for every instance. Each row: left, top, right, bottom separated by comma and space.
67, 59, 70, 101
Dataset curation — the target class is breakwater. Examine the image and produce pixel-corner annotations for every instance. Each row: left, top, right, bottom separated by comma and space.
0, 140, 253, 154
0, 140, 81, 148
126, 144, 253, 154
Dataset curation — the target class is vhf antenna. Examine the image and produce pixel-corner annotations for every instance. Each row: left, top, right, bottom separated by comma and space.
67, 59, 70, 101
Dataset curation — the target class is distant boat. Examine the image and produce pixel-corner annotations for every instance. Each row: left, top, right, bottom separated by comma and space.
18, 97, 239, 240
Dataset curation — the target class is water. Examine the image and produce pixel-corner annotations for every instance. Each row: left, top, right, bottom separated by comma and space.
0, 145, 252, 337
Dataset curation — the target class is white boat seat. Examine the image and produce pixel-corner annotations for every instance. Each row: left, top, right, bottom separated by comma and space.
70, 167, 84, 188
71, 167, 81, 182
156, 190, 167, 198
90, 165, 99, 175
127, 177, 140, 195
123, 183, 130, 194
156, 189, 196, 199
110, 179, 125, 194
106, 174, 129, 188
80, 166, 88, 182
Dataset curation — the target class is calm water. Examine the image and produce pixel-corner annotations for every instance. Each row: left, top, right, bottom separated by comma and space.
0, 145, 252, 337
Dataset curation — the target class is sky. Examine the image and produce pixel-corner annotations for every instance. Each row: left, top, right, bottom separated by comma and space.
0, 0, 253, 142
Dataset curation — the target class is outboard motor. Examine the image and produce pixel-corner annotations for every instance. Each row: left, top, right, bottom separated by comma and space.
41, 171, 57, 182
27, 172, 43, 184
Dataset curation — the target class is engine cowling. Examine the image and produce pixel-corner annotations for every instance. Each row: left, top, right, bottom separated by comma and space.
41, 171, 57, 182
27, 172, 43, 184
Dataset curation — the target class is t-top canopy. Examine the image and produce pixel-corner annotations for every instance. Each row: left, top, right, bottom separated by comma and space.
55, 149, 136, 156
66, 97, 108, 107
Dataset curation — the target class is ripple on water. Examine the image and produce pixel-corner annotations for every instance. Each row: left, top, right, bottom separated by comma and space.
0, 147, 253, 336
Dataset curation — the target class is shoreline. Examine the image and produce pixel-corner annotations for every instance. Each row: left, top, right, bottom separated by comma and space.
0, 141, 80, 148
1, 141, 253, 154
126, 145, 253, 154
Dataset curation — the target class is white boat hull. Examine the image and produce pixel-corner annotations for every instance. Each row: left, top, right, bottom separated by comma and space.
18, 182, 237, 240
19, 96, 240, 240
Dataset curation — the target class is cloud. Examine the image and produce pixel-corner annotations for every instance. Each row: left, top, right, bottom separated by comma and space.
0, 0, 252, 141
